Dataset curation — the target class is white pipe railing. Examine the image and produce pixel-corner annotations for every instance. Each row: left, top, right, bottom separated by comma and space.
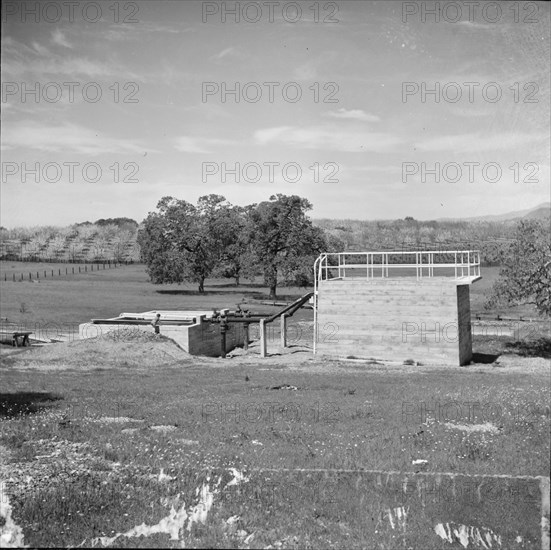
315, 250, 480, 283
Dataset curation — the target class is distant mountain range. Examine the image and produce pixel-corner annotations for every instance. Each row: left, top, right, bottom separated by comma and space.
436, 202, 550, 222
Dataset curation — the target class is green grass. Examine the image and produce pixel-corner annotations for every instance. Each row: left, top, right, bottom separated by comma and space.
0, 262, 312, 328
1, 351, 549, 547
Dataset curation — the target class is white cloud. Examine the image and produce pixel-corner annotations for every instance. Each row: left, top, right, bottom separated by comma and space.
2, 37, 140, 79
254, 125, 401, 152
52, 29, 72, 48
415, 132, 549, 153
211, 47, 237, 60
31, 41, 50, 56
2, 121, 148, 156
174, 136, 235, 153
325, 108, 380, 122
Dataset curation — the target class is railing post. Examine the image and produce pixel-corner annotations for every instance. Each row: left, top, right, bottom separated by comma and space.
313, 256, 320, 354
243, 323, 249, 350
454, 252, 457, 278
342, 253, 345, 279
280, 314, 287, 348
260, 319, 267, 358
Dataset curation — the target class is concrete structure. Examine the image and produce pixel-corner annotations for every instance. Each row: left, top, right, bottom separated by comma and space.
313, 251, 481, 365
79, 310, 245, 357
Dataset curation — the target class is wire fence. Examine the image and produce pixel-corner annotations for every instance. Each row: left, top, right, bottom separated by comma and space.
2, 260, 135, 282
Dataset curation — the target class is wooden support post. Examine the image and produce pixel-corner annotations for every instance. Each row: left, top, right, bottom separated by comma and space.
280, 314, 287, 348
220, 318, 228, 358
243, 323, 249, 350
220, 328, 227, 358
259, 319, 267, 357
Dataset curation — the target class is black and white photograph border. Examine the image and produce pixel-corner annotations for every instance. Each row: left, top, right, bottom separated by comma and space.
1, 1, 550, 548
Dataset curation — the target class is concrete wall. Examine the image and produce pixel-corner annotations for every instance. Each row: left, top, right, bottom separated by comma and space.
79, 317, 245, 357
188, 321, 245, 357
456, 284, 472, 365
316, 278, 473, 365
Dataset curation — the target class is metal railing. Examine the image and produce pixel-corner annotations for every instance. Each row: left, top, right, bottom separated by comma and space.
312, 250, 480, 353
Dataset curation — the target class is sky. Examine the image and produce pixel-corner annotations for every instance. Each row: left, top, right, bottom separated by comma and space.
1, 0, 550, 227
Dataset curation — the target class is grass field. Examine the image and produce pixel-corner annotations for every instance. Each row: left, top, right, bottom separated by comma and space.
0, 261, 543, 326
0, 262, 314, 328
1, 261, 549, 548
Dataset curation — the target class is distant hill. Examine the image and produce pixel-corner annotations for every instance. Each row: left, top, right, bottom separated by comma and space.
522, 204, 551, 220
436, 202, 550, 222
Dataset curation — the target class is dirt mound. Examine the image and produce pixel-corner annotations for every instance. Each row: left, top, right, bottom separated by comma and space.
0, 334, 192, 371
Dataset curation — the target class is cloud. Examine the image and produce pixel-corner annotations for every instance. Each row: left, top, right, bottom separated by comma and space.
211, 47, 237, 60
2, 36, 140, 79
415, 132, 549, 152
174, 136, 235, 153
325, 108, 380, 122
254, 125, 401, 152
101, 22, 193, 41
2, 121, 148, 156
31, 41, 50, 56
349, 165, 402, 174
293, 62, 318, 80
52, 29, 72, 48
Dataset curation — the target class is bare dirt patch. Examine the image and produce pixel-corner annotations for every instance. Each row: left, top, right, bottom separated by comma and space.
0, 332, 192, 371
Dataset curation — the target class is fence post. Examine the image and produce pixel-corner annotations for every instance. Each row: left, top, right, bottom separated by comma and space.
37, 272, 39, 279
20, 274, 23, 282
243, 324, 249, 350
44, 270, 46, 278
280, 314, 287, 348
260, 319, 267, 358
29, 273, 32, 281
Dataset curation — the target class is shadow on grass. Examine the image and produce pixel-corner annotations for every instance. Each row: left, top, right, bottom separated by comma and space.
0, 391, 62, 417
506, 337, 551, 359
156, 289, 306, 301
471, 352, 500, 364
156, 289, 260, 297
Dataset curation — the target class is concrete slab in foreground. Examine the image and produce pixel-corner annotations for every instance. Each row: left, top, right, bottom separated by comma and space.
215, 468, 549, 549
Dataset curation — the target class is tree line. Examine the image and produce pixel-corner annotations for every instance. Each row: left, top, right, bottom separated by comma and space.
137, 194, 337, 299
138, 194, 550, 315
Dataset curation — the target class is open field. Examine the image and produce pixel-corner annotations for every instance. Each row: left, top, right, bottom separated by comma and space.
0, 262, 546, 327
0, 334, 550, 548
0, 262, 313, 328
1, 262, 550, 547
